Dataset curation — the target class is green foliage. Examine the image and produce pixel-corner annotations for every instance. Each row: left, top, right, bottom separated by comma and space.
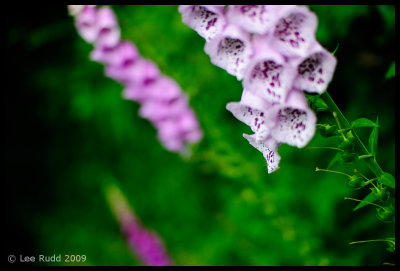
5, 5, 395, 267
385, 62, 395, 79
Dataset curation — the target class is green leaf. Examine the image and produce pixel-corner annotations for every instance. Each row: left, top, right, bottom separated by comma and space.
327, 152, 342, 169
351, 118, 379, 128
332, 43, 340, 56
353, 191, 379, 211
368, 117, 379, 157
385, 62, 395, 79
378, 172, 395, 189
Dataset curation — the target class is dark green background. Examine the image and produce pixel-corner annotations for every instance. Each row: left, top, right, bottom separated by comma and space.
5, 5, 395, 266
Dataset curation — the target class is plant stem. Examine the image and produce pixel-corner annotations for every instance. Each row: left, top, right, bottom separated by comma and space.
319, 91, 384, 178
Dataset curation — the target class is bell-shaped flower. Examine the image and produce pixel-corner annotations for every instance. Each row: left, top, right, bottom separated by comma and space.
179, 5, 227, 42
225, 5, 287, 35
243, 133, 281, 174
204, 24, 253, 80
243, 35, 297, 104
94, 6, 121, 48
75, 5, 99, 43
293, 42, 337, 94
266, 89, 316, 148
108, 58, 159, 95
226, 88, 272, 143
269, 5, 318, 59
91, 41, 139, 67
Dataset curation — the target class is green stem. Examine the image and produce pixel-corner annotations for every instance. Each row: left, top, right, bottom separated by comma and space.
319, 92, 384, 178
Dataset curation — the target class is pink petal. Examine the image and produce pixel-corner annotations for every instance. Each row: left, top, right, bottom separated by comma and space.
268, 89, 316, 148
243, 35, 297, 104
225, 5, 285, 35
269, 5, 318, 58
204, 24, 253, 80
91, 41, 139, 67
293, 42, 337, 94
76, 5, 99, 43
95, 6, 121, 48
179, 5, 227, 42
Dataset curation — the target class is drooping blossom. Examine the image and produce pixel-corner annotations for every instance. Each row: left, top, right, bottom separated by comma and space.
105, 184, 174, 266
179, 5, 336, 172
293, 42, 337, 94
179, 5, 227, 41
69, 5, 202, 153
204, 24, 253, 80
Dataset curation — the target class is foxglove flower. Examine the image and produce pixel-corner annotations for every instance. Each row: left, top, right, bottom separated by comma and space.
293, 43, 337, 94
243, 35, 297, 104
266, 89, 316, 148
226, 88, 271, 143
70, 5, 203, 153
94, 6, 121, 48
75, 5, 99, 43
243, 133, 281, 173
225, 5, 288, 35
91, 41, 140, 67
204, 24, 253, 80
106, 185, 174, 266
179, 5, 227, 41
268, 5, 318, 59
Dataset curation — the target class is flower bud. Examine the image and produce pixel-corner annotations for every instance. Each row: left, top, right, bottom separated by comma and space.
346, 175, 366, 188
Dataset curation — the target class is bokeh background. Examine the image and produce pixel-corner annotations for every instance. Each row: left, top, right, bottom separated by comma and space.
5, 5, 395, 266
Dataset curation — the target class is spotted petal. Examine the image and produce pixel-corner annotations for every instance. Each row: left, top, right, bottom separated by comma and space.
225, 5, 286, 35
204, 24, 253, 80
268, 89, 316, 148
243, 35, 297, 104
293, 43, 337, 94
243, 133, 281, 173
179, 5, 227, 42
269, 5, 318, 58
226, 89, 273, 142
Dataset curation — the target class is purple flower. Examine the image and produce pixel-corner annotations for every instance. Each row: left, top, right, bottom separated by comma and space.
243, 133, 281, 173
266, 89, 316, 148
204, 24, 253, 80
94, 6, 121, 48
225, 5, 285, 35
106, 185, 174, 266
243, 35, 297, 104
179, 5, 227, 42
91, 41, 139, 67
268, 5, 318, 59
293, 43, 337, 93
70, 5, 203, 153
75, 5, 99, 43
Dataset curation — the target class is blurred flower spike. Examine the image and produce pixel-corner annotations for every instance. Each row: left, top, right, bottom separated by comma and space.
69, 5, 203, 153
179, 5, 337, 173
105, 183, 174, 266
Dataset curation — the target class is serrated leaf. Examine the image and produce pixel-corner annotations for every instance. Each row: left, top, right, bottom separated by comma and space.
353, 191, 379, 211
368, 117, 379, 157
385, 62, 395, 79
351, 118, 379, 128
378, 172, 395, 189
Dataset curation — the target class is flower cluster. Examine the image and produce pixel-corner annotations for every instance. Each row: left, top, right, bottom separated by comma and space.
69, 5, 202, 153
179, 5, 337, 173
105, 184, 174, 266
